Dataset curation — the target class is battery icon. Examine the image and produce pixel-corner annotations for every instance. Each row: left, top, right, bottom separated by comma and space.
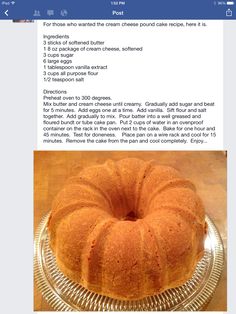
227, 1, 234, 5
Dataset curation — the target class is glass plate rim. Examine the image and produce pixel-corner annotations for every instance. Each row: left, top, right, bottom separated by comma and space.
34, 213, 224, 311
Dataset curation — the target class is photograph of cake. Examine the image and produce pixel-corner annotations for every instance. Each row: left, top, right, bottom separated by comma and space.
34, 151, 226, 311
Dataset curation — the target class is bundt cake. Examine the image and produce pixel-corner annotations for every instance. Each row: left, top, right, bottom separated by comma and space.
48, 158, 206, 300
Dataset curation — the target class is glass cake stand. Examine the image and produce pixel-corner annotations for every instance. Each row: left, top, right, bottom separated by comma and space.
34, 213, 224, 311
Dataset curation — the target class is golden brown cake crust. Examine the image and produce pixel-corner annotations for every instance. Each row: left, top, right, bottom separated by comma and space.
48, 158, 206, 300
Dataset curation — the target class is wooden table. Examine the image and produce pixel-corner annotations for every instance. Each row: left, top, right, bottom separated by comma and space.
34, 151, 227, 311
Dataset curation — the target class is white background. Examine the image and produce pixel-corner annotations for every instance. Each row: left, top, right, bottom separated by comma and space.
37, 20, 223, 150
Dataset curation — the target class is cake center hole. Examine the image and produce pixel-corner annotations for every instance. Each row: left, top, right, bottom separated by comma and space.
124, 211, 137, 221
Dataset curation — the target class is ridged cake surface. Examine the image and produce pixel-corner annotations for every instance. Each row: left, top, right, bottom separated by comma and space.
48, 158, 206, 300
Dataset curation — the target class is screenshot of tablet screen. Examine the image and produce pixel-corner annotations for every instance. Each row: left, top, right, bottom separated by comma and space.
0, 1, 235, 313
